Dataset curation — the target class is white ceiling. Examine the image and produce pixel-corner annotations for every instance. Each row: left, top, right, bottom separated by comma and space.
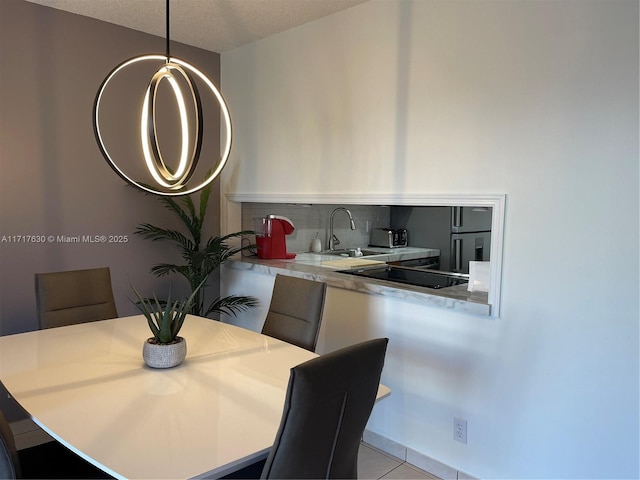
24, 0, 369, 53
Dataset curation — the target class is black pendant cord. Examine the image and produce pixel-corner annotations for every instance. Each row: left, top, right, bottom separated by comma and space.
165, 0, 171, 62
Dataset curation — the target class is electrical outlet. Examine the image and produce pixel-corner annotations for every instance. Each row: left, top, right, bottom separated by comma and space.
454, 417, 467, 444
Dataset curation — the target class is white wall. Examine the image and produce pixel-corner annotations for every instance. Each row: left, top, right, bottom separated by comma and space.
221, 1, 639, 478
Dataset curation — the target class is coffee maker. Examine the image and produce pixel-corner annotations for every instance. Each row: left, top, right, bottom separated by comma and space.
254, 215, 297, 259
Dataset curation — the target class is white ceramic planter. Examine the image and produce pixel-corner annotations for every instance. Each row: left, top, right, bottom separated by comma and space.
143, 337, 187, 368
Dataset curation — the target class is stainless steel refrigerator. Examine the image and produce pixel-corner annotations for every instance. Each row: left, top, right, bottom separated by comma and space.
391, 206, 492, 274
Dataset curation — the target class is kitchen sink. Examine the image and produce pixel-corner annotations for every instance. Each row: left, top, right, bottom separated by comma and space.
314, 248, 383, 257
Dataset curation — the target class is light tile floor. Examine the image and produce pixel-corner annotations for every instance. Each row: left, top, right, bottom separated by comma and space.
358, 443, 441, 480
14, 420, 441, 480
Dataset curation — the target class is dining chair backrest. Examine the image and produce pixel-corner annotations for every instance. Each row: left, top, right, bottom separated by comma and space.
35, 267, 118, 329
0, 409, 20, 479
261, 274, 327, 352
261, 338, 389, 479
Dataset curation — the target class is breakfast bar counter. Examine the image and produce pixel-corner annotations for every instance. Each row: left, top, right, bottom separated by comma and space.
226, 247, 491, 316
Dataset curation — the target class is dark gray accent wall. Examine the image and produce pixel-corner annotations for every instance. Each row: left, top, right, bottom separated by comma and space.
0, 0, 222, 336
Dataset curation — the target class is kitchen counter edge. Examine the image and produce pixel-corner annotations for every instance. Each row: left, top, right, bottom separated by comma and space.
225, 249, 491, 316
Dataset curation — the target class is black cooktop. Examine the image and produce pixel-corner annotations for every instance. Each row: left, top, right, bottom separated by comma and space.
341, 266, 468, 289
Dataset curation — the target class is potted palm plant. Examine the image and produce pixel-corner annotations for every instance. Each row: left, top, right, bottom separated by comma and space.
132, 281, 204, 368
134, 181, 258, 319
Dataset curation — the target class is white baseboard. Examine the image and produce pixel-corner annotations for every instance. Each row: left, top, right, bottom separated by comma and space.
10, 420, 476, 478
9, 419, 53, 450
363, 429, 477, 480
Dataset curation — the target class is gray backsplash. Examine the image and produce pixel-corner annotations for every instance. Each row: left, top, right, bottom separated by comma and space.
242, 203, 391, 253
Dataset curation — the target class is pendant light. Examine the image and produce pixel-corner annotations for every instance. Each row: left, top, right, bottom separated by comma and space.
93, 0, 232, 196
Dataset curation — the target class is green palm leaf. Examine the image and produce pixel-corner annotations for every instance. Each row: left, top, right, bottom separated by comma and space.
134, 184, 258, 319
135, 224, 195, 253
197, 183, 211, 231
160, 197, 197, 235
150, 264, 190, 278
205, 295, 261, 318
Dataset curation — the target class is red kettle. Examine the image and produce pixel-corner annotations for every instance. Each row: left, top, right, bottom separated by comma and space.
254, 215, 297, 259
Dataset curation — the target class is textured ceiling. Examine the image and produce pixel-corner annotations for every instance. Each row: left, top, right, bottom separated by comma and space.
24, 0, 369, 53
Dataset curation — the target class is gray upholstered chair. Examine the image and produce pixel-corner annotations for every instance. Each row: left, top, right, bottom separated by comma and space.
0, 410, 20, 479
261, 274, 327, 352
35, 267, 118, 329
261, 338, 389, 479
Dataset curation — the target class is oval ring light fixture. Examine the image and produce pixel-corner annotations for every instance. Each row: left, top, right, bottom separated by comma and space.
93, 55, 232, 196
141, 62, 202, 189
92, 0, 231, 196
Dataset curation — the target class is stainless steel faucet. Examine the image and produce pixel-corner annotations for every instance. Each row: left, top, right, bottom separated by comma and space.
329, 207, 356, 250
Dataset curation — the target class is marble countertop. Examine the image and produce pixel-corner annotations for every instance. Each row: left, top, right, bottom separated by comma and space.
226, 247, 491, 316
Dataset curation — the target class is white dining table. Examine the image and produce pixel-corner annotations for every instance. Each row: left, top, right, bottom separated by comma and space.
0, 315, 390, 479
